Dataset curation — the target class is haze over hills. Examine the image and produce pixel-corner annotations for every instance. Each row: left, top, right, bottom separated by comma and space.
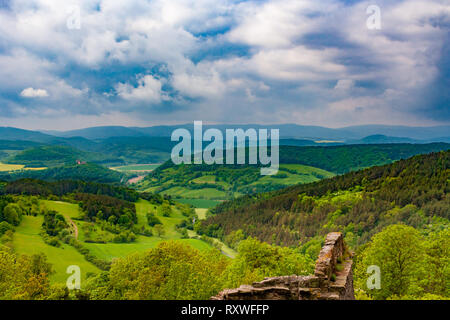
40, 124, 450, 142
1, 124, 449, 172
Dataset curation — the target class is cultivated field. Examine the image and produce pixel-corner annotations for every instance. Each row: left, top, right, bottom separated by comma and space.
0, 162, 46, 172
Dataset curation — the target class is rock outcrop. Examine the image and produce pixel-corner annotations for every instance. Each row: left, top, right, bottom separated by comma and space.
212, 232, 355, 300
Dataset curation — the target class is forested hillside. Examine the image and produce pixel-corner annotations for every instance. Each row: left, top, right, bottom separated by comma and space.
138, 162, 334, 200
199, 151, 449, 247
5, 145, 112, 167
0, 163, 124, 184
278, 143, 449, 173
137, 143, 449, 200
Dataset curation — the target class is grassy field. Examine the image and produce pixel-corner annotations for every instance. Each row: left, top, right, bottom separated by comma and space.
176, 198, 222, 208
251, 164, 335, 187
187, 229, 236, 258
195, 208, 208, 220
13, 215, 100, 284
11, 199, 234, 284
158, 186, 229, 199
41, 200, 81, 219
42, 199, 217, 261
192, 175, 216, 184
0, 162, 47, 172
83, 199, 215, 260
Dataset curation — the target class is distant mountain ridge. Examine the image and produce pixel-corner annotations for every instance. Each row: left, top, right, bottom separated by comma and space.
40, 124, 450, 142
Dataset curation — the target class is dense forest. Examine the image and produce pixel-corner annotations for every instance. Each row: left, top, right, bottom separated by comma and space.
0, 163, 124, 184
276, 143, 449, 173
199, 151, 449, 247
0, 179, 139, 201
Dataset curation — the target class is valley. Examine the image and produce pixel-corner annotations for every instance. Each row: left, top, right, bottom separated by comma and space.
4, 192, 235, 284
0, 125, 448, 301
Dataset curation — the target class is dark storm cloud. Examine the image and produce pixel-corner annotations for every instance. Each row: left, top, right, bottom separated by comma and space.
0, 0, 448, 129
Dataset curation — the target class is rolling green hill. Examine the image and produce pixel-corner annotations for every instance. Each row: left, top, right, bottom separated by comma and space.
0, 137, 172, 168
137, 162, 335, 200
136, 143, 449, 201
4, 145, 111, 168
94, 136, 174, 165
7, 199, 218, 283
0, 163, 125, 184
0, 179, 235, 284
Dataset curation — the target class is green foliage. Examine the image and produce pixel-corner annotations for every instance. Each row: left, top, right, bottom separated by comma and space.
112, 231, 137, 243
146, 213, 162, 227
158, 202, 173, 217
79, 237, 313, 300
0, 248, 53, 300
74, 193, 137, 228
100, 241, 230, 300
0, 221, 14, 236
2, 203, 23, 226
154, 224, 165, 237
224, 229, 245, 249
278, 143, 449, 174
354, 224, 449, 300
42, 211, 68, 237
221, 237, 315, 289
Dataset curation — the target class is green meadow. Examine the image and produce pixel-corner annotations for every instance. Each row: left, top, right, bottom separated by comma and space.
176, 198, 222, 208
13, 215, 100, 283
11, 199, 224, 283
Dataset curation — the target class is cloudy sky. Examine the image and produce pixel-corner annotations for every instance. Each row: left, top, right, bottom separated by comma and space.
0, 0, 449, 130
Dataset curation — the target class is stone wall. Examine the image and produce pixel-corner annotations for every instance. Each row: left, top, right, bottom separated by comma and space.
212, 232, 355, 300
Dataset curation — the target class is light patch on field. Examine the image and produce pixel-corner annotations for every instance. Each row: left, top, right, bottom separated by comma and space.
0, 162, 46, 172
195, 208, 208, 220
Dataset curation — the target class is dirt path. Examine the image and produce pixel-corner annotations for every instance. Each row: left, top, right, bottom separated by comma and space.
67, 217, 78, 239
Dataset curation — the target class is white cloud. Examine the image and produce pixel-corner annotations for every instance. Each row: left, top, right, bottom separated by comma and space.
248, 46, 346, 81
0, 0, 448, 128
20, 87, 49, 98
115, 75, 163, 103
227, 0, 338, 48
